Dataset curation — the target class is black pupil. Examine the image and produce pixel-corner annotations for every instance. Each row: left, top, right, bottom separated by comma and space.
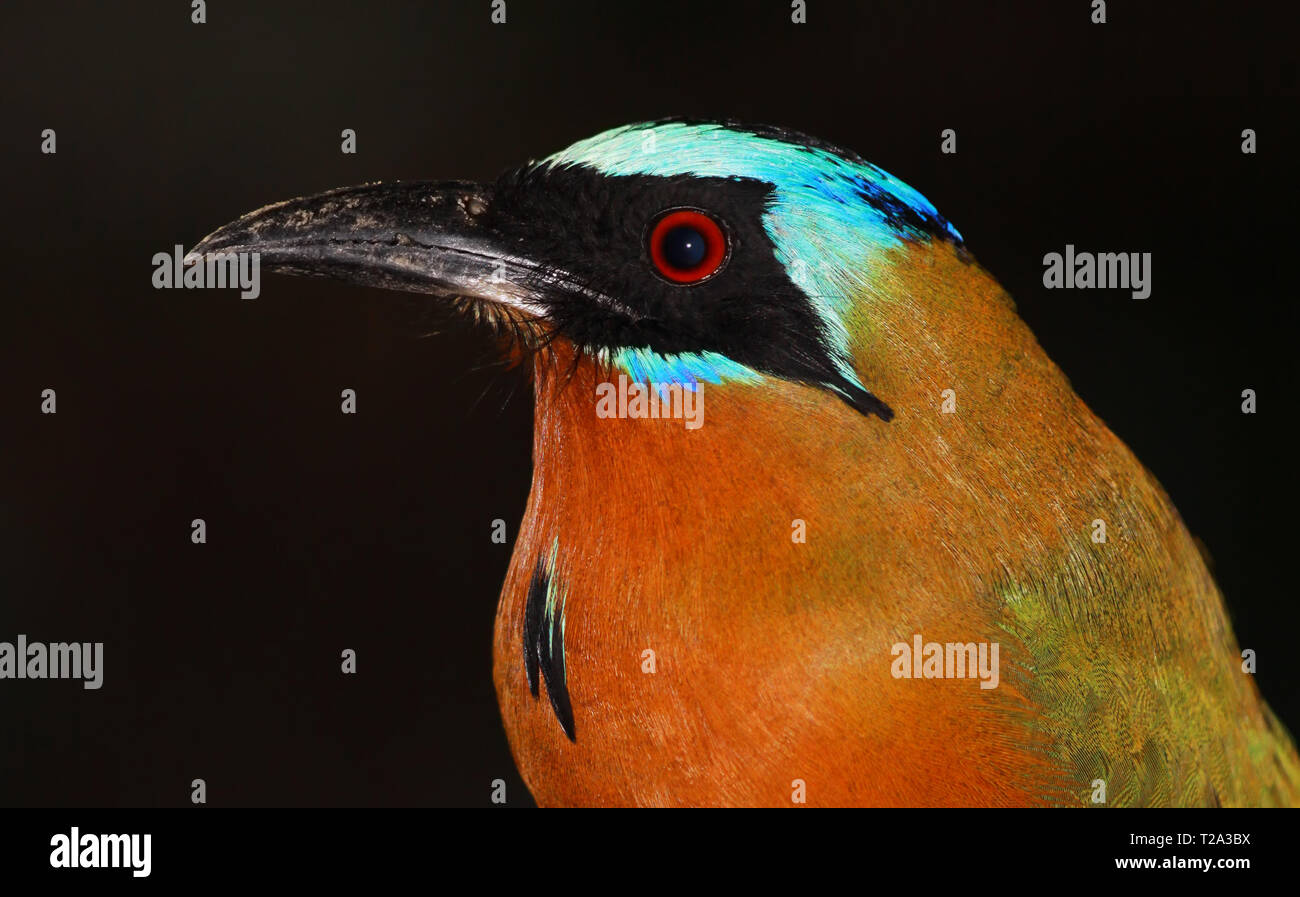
661, 225, 709, 270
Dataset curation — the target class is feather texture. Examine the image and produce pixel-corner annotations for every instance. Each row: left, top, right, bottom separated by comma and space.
492, 234, 1299, 806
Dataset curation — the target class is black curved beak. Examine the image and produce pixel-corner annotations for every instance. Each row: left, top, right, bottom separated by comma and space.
189, 180, 549, 316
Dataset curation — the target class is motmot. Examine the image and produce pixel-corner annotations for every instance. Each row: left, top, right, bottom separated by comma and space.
192, 120, 1299, 806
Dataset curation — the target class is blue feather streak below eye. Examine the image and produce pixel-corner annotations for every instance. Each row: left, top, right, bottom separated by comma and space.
614, 347, 763, 395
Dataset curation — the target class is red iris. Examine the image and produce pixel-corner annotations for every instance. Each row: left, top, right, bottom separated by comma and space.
648, 209, 728, 284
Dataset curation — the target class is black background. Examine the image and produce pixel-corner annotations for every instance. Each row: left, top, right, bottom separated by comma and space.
0, 0, 1295, 807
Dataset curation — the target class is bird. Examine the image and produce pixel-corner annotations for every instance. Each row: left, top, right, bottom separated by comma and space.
192, 119, 1299, 807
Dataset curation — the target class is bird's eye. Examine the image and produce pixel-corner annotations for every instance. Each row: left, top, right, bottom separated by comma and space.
647, 209, 729, 284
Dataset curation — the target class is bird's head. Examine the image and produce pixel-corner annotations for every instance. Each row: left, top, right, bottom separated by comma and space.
192, 120, 998, 428
194, 123, 1094, 774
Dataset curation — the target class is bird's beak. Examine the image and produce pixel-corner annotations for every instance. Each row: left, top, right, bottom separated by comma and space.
189, 180, 549, 317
